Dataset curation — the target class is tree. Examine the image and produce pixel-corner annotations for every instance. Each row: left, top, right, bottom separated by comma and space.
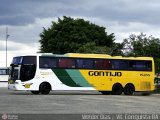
39, 16, 115, 54
122, 33, 160, 57
122, 33, 160, 73
77, 42, 111, 54
111, 43, 124, 56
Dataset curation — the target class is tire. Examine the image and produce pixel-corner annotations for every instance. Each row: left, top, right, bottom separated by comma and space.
112, 83, 123, 95
124, 84, 135, 95
40, 82, 51, 95
31, 91, 40, 95
100, 91, 111, 95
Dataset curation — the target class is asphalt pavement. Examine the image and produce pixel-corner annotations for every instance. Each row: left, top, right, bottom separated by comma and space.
0, 88, 159, 114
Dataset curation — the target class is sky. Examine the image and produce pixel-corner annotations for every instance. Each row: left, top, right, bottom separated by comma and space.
0, 0, 160, 67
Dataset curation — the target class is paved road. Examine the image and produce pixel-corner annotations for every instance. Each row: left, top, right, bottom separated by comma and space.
0, 88, 160, 114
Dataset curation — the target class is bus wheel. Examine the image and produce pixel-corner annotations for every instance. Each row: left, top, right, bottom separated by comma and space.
40, 82, 51, 95
124, 84, 135, 95
112, 83, 123, 95
100, 91, 111, 95
31, 91, 40, 95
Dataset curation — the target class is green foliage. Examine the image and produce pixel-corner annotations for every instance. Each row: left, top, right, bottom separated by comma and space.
122, 33, 160, 73
111, 43, 124, 56
123, 33, 160, 57
155, 58, 160, 73
39, 16, 115, 54
77, 42, 111, 54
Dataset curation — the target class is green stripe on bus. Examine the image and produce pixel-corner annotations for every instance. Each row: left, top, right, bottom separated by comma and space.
52, 69, 81, 87
66, 70, 92, 87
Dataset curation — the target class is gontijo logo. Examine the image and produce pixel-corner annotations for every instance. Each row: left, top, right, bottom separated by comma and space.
88, 71, 122, 77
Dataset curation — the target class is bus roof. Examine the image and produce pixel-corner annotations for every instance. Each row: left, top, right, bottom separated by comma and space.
39, 53, 153, 60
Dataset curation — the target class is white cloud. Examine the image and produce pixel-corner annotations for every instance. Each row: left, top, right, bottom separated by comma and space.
2, 16, 160, 67
1, 0, 160, 67
0, 17, 60, 67
76, 16, 160, 42
0, 40, 39, 67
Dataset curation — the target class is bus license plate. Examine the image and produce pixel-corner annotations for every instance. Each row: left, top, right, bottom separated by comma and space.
24, 84, 31, 88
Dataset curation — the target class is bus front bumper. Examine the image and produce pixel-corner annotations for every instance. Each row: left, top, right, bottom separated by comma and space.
8, 84, 24, 91
8, 80, 35, 91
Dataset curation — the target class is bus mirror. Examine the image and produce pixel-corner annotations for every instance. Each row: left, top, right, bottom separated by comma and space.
10, 64, 18, 67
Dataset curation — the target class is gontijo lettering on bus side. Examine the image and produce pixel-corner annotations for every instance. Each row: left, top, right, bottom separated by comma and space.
88, 71, 122, 77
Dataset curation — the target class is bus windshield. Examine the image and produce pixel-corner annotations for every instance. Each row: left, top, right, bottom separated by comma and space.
10, 56, 37, 82
11, 57, 23, 65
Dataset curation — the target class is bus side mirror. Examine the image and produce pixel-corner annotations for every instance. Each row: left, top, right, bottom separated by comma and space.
10, 64, 18, 67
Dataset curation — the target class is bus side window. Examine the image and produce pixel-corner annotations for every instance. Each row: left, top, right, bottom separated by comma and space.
67, 59, 75, 68
119, 61, 129, 70
83, 59, 94, 69
39, 57, 57, 68
129, 61, 134, 70
103, 60, 111, 69
59, 59, 66, 68
111, 60, 119, 69
133, 61, 145, 70
76, 59, 94, 69
59, 58, 75, 68
129, 61, 151, 71
145, 61, 152, 70
110, 60, 128, 70
95, 59, 104, 69
76, 59, 83, 68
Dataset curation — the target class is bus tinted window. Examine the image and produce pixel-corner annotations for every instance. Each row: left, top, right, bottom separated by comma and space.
39, 57, 57, 68
95, 59, 111, 69
129, 61, 152, 71
111, 60, 129, 70
76, 59, 94, 69
95, 59, 103, 69
134, 61, 144, 70
145, 61, 152, 70
59, 58, 75, 68
84, 59, 94, 69
23, 56, 36, 65
76, 59, 83, 68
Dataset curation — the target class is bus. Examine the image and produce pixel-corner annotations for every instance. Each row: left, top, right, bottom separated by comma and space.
8, 53, 155, 95
0, 67, 9, 87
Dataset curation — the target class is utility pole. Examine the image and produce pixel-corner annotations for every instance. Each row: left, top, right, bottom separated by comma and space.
6, 27, 9, 67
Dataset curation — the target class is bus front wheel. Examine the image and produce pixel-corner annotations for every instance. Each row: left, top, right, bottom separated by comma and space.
40, 82, 51, 95
124, 83, 135, 95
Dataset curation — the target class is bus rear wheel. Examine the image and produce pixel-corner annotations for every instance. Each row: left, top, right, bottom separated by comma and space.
112, 83, 123, 95
124, 84, 135, 95
40, 82, 51, 95
31, 91, 40, 95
